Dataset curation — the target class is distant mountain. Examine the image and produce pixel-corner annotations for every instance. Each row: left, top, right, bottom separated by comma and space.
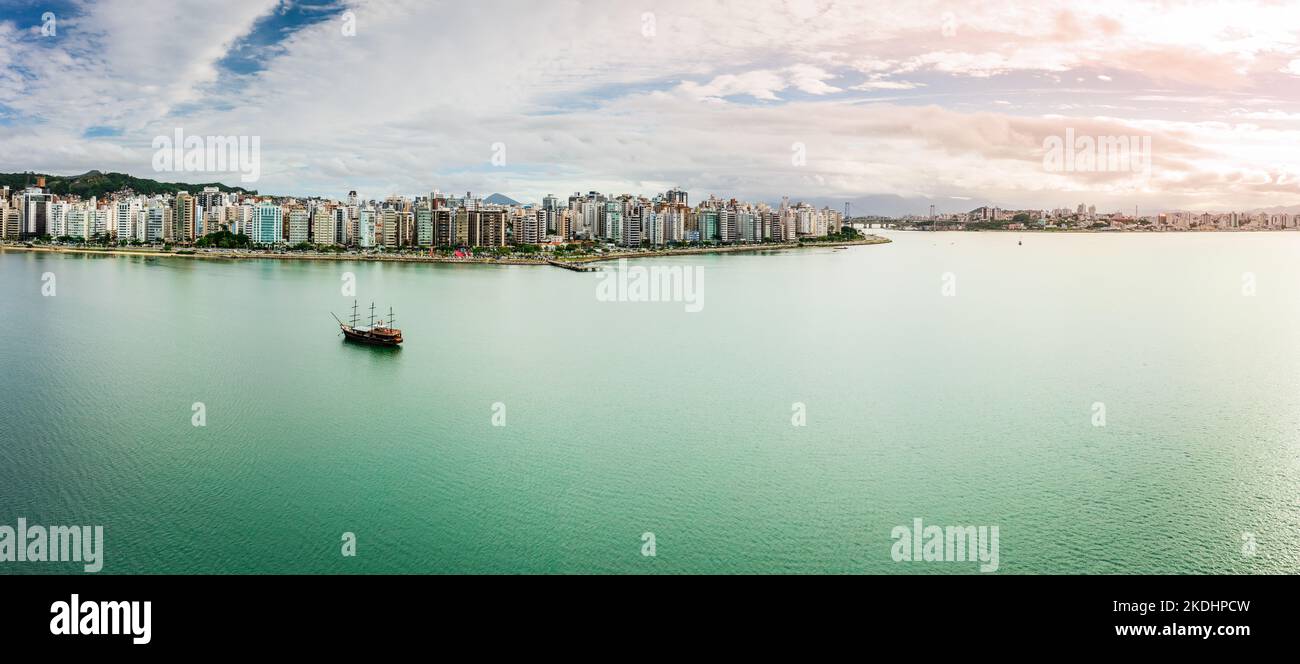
483, 192, 520, 206
1248, 204, 1300, 214
0, 170, 255, 199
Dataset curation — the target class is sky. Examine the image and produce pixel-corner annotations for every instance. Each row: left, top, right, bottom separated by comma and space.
1, 0, 1299, 215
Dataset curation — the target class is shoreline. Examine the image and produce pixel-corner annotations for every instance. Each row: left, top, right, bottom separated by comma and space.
857, 227, 1300, 234
0, 235, 891, 267
571, 236, 890, 264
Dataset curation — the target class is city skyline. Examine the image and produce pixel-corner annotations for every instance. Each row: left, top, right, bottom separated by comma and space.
9, 171, 1293, 252
9, 167, 1300, 220
2, 1, 1300, 215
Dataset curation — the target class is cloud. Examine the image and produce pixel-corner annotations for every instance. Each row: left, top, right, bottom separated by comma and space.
675, 64, 840, 100
851, 80, 925, 91
676, 70, 790, 101
1, 0, 1299, 214
785, 64, 842, 94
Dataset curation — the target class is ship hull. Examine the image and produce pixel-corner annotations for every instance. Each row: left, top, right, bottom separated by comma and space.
340, 326, 402, 346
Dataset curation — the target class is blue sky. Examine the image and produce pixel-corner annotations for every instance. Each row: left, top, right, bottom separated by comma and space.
216, 1, 344, 75
2, 0, 1299, 214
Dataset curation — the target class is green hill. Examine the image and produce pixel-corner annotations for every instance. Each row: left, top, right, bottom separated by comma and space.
0, 171, 256, 199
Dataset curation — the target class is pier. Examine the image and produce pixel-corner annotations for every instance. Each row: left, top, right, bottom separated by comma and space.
546, 259, 599, 272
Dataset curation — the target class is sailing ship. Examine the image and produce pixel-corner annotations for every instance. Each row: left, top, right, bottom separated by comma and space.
332, 301, 403, 347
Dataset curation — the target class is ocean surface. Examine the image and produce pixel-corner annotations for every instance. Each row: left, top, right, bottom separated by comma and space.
2, 231, 1298, 574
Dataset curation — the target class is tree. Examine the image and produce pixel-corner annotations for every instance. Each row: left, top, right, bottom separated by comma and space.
195, 230, 252, 249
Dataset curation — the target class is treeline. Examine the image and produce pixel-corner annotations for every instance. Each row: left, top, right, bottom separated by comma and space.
800, 227, 864, 242
0, 171, 254, 199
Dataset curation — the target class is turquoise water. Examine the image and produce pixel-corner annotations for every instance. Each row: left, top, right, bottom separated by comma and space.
2, 231, 1298, 573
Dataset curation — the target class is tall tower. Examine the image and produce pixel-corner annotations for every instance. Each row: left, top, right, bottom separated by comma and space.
20, 178, 52, 240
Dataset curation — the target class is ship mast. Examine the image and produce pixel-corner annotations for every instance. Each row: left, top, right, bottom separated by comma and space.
350, 300, 359, 327
388, 306, 396, 329
369, 302, 376, 329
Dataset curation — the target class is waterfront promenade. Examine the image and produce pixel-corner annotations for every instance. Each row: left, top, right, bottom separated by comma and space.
0, 235, 891, 269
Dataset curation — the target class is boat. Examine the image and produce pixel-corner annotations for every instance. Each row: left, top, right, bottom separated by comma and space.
333, 301, 403, 347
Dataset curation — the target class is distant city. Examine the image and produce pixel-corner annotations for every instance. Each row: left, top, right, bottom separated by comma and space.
891, 204, 1299, 232
1, 177, 850, 249
2, 176, 1295, 253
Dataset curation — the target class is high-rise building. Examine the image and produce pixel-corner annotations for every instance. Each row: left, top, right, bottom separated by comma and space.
49, 201, 69, 238
20, 182, 52, 239
451, 209, 469, 246
519, 209, 547, 245
287, 206, 309, 244
146, 201, 168, 242
430, 209, 453, 247
91, 206, 109, 239
379, 208, 398, 247
173, 192, 197, 241
738, 211, 760, 242
312, 205, 337, 246
718, 208, 738, 243
467, 209, 506, 247
358, 208, 376, 248
114, 198, 140, 241
416, 205, 433, 246
398, 210, 414, 247
698, 209, 718, 242
764, 211, 780, 241
65, 206, 88, 239
644, 211, 662, 247
198, 186, 224, 235
253, 201, 282, 245
345, 205, 358, 245
556, 209, 573, 241
332, 206, 347, 245
605, 210, 622, 243
621, 209, 641, 247
579, 201, 599, 239
2, 207, 20, 240
231, 204, 249, 237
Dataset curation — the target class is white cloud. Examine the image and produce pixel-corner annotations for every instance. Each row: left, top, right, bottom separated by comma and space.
785, 64, 842, 94
675, 64, 840, 100
851, 80, 924, 91
1, 0, 1299, 213
676, 70, 789, 101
